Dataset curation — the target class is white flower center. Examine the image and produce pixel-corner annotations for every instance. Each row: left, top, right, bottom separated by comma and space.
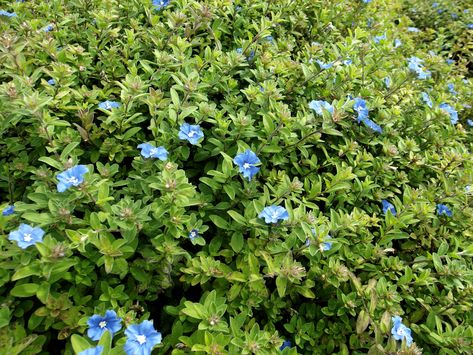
150, 148, 158, 155
105, 102, 112, 109
67, 176, 79, 184
23, 233, 32, 242
398, 327, 405, 336
243, 163, 251, 169
99, 321, 107, 328
271, 212, 279, 219
188, 131, 195, 137
190, 232, 196, 238
136, 334, 147, 345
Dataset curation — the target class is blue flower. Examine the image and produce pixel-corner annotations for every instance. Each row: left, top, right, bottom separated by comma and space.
189, 229, 199, 240
315, 60, 333, 70
2, 205, 15, 216
78, 346, 104, 355
407, 57, 430, 79
137, 143, 168, 160
374, 33, 387, 44
236, 48, 255, 61
87, 310, 122, 341
47, 79, 56, 85
124, 320, 162, 355
468, 24, 473, 30
42, 24, 54, 32
439, 103, 458, 124
322, 235, 333, 251
353, 98, 368, 120
381, 200, 396, 216
447, 83, 457, 95
259, 205, 289, 224
436, 204, 452, 217
343, 59, 352, 65
407, 27, 420, 32
0, 10, 17, 17
152, 0, 170, 10
178, 123, 204, 145
362, 0, 372, 3
309, 100, 334, 116
233, 149, 261, 181
394, 39, 402, 48
391, 316, 413, 347
57, 165, 89, 192
361, 117, 383, 133
451, 13, 458, 20
467, 119, 473, 127
98, 100, 121, 110
280, 340, 291, 350
264, 35, 274, 43
421, 92, 433, 108
446, 59, 455, 65
466, 185, 471, 192
8, 224, 45, 249
384, 77, 391, 88
432, 2, 439, 7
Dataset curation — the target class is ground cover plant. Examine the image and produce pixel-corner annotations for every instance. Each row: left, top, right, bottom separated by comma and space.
0, 0, 473, 354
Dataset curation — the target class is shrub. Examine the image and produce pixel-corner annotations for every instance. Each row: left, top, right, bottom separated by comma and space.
0, 0, 472, 354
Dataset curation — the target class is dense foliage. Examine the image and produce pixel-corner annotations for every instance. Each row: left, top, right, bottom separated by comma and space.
1, 0, 472, 354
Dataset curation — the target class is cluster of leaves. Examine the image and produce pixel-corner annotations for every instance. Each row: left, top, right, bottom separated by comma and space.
0, 0, 472, 354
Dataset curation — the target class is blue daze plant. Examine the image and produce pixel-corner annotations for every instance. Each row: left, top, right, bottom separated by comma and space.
381, 200, 397, 216
78, 346, 104, 355
436, 203, 452, 216
309, 100, 334, 116
124, 320, 162, 355
259, 206, 289, 224
353, 98, 382, 133
2, 205, 15, 216
439, 103, 459, 124
188, 229, 199, 240
8, 224, 45, 249
152, 0, 170, 10
86, 310, 122, 341
137, 143, 168, 160
98, 100, 121, 110
391, 316, 413, 347
233, 149, 261, 180
56, 165, 88, 192
178, 123, 204, 145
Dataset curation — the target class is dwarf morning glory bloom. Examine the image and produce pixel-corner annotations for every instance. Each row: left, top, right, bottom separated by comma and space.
43, 24, 54, 32
381, 200, 397, 216
87, 310, 122, 341
124, 320, 162, 355
436, 204, 452, 217
152, 0, 170, 10
407, 27, 420, 32
189, 229, 199, 240
178, 123, 204, 145
264, 35, 274, 43
384, 77, 391, 88
8, 224, 45, 249
391, 316, 413, 347
280, 340, 291, 350
394, 39, 402, 48
374, 33, 387, 43
466, 185, 471, 192
467, 119, 473, 127
322, 235, 333, 251
439, 103, 458, 124
233, 149, 261, 181
361, 117, 383, 133
408, 57, 431, 79
57, 165, 89, 192
432, 2, 439, 7
353, 98, 369, 121
315, 60, 333, 70
446, 59, 455, 65
2, 205, 15, 216
343, 59, 352, 65
451, 13, 458, 19
0, 10, 17, 17
421, 92, 433, 108
468, 24, 473, 29
47, 79, 56, 85
447, 83, 457, 95
309, 100, 334, 116
259, 206, 289, 224
78, 346, 104, 355
98, 100, 121, 110
362, 0, 372, 3
137, 143, 168, 160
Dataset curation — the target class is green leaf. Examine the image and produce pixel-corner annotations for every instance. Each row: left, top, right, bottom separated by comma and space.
71, 334, 93, 353
276, 276, 287, 297
60, 141, 80, 160
10, 283, 39, 297
11, 266, 41, 281
0, 307, 11, 328
21, 212, 54, 225
209, 215, 229, 229
38, 156, 63, 170
227, 210, 246, 225
356, 310, 370, 334
230, 233, 244, 252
